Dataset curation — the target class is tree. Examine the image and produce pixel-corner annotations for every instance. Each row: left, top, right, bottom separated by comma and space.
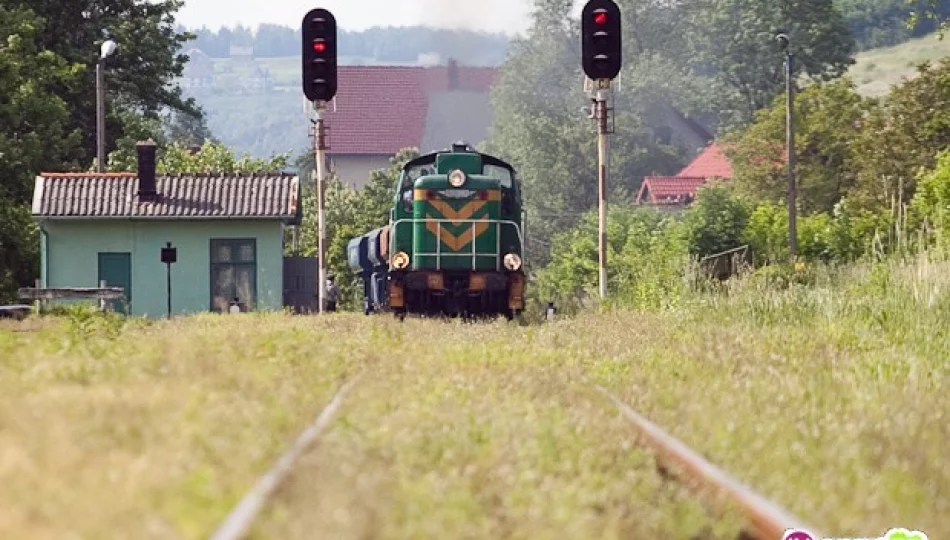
682, 185, 752, 257
5, 0, 200, 171
108, 140, 291, 174
850, 58, 950, 209
0, 199, 39, 304
908, 0, 950, 38
724, 78, 876, 214
164, 107, 216, 147
685, 0, 855, 122
533, 205, 690, 311
909, 150, 950, 241
0, 5, 84, 303
0, 5, 84, 204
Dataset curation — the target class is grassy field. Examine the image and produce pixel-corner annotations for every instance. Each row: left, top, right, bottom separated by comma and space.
851, 32, 950, 95
1, 256, 947, 539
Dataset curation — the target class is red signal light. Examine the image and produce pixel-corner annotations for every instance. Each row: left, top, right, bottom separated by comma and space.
312, 41, 326, 53
594, 12, 608, 25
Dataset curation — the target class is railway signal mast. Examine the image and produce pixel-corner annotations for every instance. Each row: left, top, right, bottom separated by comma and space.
302, 8, 338, 314
581, 0, 622, 299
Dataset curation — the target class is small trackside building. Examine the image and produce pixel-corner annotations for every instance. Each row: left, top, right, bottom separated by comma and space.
30, 141, 301, 318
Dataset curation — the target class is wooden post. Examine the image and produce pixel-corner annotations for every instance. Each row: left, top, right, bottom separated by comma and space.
34, 279, 42, 314
99, 280, 107, 311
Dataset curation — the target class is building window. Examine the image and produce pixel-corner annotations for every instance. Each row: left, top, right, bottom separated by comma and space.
210, 239, 257, 313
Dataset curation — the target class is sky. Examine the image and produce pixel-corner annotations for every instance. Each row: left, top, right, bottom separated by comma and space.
176, 0, 538, 35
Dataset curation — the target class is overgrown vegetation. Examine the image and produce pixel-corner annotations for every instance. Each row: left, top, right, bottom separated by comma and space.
2, 252, 947, 538
532, 52, 950, 311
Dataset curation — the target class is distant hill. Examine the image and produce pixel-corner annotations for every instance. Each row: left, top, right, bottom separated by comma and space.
179, 24, 950, 162
849, 33, 950, 96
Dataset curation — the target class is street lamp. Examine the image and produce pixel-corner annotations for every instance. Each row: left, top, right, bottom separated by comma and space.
776, 33, 797, 262
97, 39, 118, 173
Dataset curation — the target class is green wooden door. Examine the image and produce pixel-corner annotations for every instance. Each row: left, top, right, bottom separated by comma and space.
98, 252, 131, 313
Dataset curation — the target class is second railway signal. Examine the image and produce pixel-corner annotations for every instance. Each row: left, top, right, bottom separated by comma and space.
301, 8, 337, 102
581, 0, 622, 81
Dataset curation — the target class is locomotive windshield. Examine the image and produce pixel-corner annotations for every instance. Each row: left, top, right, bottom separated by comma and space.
398, 153, 515, 191
400, 163, 435, 190
482, 164, 513, 188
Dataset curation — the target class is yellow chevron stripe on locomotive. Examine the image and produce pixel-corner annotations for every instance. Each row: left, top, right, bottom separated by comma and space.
412, 183, 500, 270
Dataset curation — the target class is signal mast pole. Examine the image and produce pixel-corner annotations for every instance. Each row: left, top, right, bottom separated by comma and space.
301, 7, 337, 315
596, 82, 611, 299
581, 0, 621, 301
312, 102, 327, 314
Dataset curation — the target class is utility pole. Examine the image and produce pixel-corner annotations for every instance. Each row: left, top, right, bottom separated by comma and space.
786, 50, 798, 262
595, 84, 612, 299
312, 103, 327, 314
778, 33, 798, 262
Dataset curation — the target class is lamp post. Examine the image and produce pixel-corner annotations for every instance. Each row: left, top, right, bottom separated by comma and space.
97, 39, 118, 173
776, 33, 797, 262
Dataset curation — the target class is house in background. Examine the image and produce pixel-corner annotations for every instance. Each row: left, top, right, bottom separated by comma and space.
322, 61, 498, 189
182, 48, 215, 91
30, 140, 301, 318
320, 60, 717, 190
637, 142, 734, 208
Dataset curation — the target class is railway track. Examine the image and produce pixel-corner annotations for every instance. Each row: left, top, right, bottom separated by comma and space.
209, 374, 362, 540
595, 386, 824, 540
208, 375, 822, 540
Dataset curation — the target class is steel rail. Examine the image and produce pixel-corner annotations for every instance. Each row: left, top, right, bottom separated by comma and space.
596, 386, 825, 540
209, 374, 362, 540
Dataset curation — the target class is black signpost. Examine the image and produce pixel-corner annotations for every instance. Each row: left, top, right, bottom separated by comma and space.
161, 241, 177, 319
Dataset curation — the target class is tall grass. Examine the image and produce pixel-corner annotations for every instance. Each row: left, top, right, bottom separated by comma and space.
0, 249, 947, 538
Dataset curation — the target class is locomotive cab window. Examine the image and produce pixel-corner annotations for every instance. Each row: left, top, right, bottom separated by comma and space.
483, 164, 513, 189
399, 163, 435, 210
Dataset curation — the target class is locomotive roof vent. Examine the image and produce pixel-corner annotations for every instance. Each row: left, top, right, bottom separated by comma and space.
451, 141, 471, 152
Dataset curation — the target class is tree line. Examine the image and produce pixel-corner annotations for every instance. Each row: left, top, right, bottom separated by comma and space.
181, 24, 510, 65
840, 0, 950, 49
177, 1, 946, 61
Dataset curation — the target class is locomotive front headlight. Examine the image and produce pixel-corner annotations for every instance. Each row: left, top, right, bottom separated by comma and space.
448, 169, 466, 188
504, 253, 522, 271
392, 251, 410, 269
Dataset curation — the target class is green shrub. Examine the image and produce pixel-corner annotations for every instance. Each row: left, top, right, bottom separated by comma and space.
910, 149, 950, 249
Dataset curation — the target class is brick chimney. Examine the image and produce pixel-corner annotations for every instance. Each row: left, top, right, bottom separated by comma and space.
136, 139, 158, 202
447, 58, 459, 91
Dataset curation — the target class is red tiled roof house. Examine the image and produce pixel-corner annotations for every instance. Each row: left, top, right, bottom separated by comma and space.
323, 62, 498, 188
637, 142, 734, 207
30, 140, 301, 317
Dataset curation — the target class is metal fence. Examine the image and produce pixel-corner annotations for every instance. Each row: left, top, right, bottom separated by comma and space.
699, 245, 753, 280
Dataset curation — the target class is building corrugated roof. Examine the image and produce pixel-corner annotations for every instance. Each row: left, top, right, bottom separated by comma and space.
636, 177, 708, 205
324, 65, 498, 156
676, 142, 733, 179
32, 173, 299, 220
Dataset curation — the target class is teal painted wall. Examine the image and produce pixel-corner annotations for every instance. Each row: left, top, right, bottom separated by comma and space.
42, 220, 285, 318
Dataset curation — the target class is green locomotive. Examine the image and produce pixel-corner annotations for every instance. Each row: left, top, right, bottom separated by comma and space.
347, 142, 526, 319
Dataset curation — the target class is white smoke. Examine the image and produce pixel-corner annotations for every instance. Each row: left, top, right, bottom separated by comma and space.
402, 0, 534, 35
